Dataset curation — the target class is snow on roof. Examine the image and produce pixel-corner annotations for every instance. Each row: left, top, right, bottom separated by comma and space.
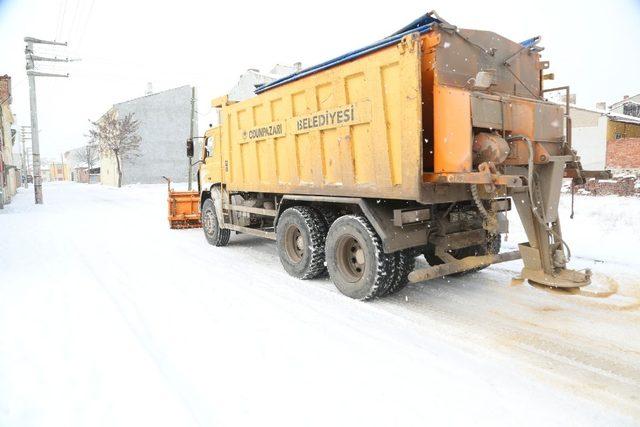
569, 104, 608, 115
559, 102, 640, 125
607, 112, 640, 125
609, 93, 640, 109
113, 85, 192, 107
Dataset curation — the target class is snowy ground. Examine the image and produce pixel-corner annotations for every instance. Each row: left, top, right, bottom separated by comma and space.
1, 182, 639, 426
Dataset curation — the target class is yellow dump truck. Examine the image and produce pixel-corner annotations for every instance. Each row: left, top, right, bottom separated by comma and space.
192, 12, 599, 299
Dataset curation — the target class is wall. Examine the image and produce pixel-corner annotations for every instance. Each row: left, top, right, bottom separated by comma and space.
570, 107, 608, 170
606, 120, 640, 170
0, 74, 17, 205
100, 152, 119, 186
49, 163, 66, 181
107, 85, 193, 186
607, 120, 640, 141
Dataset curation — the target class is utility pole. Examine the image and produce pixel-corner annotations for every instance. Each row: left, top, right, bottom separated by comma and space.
20, 125, 31, 188
188, 86, 196, 191
24, 36, 70, 204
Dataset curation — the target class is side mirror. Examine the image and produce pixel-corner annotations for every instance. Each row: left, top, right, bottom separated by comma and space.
186, 138, 194, 158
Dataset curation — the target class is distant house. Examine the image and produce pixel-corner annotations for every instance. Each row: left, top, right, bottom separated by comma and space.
605, 114, 640, 171
0, 74, 18, 207
569, 104, 640, 171
98, 85, 195, 186
49, 162, 67, 181
228, 63, 301, 102
63, 146, 99, 183
609, 94, 640, 119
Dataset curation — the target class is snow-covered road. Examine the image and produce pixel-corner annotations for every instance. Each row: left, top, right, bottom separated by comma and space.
1, 182, 639, 426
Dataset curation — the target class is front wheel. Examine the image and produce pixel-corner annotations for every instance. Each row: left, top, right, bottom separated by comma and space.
202, 198, 230, 246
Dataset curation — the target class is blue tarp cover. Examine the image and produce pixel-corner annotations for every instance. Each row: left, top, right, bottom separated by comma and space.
254, 13, 440, 94
255, 13, 540, 94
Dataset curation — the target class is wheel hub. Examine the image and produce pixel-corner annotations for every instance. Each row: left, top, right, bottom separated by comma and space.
336, 235, 365, 282
203, 209, 215, 234
284, 225, 305, 263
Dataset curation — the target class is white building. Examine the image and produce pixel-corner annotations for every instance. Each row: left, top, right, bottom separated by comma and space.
570, 105, 609, 170
99, 85, 194, 186
228, 63, 301, 102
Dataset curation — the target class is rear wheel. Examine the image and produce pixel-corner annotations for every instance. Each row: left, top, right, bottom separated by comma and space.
325, 215, 394, 300
202, 198, 230, 246
276, 206, 327, 279
316, 205, 340, 229
382, 249, 417, 296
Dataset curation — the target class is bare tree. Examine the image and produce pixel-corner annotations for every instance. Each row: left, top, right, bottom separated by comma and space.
72, 143, 99, 183
88, 109, 141, 188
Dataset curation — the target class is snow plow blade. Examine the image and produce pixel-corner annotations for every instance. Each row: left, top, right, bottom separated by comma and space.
163, 176, 202, 229
408, 250, 521, 283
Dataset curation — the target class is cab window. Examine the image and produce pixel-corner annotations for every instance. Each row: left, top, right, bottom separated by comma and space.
205, 136, 215, 157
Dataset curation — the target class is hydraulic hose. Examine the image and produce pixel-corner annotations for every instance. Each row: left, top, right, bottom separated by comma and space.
470, 183, 496, 234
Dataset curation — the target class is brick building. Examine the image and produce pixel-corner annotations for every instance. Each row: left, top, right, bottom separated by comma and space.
605, 116, 640, 170
0, 75, 19, 208
569, 103, 640, 171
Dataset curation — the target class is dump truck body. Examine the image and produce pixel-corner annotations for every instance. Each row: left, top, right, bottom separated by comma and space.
202, 33, 423, 200
201, 25, 564, 198
196, 13, 594, 299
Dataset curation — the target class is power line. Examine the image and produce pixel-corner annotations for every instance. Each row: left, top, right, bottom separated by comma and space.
66, 0, 82, 43
56, 0, 69, 41
76, 0, 96, 49
55, 0, 64, 40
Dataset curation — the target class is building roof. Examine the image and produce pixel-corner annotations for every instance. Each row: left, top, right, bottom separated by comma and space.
608, 112, 640, 125
565, 103, 640, 125
113, 84, 192, 107
609, 93, 640, 110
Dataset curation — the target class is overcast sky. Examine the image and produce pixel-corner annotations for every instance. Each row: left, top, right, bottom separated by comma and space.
1, 0, 639, 159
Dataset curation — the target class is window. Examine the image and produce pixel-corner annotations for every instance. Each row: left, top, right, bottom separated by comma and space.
623, 103, 640, 118
615, 132, 622, 140
205, 136, 215, 157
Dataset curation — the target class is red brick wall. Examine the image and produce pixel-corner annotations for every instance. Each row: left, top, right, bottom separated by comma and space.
606, 138, 640, 169
0, 75, 10, 101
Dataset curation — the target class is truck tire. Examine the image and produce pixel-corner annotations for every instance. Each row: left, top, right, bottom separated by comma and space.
423, 233, 501, 275
276, 206, 327, 279
316, 205, 340, 229
202, 198, 231, 247
325, 215, 394, 300
381, 249, 417, 296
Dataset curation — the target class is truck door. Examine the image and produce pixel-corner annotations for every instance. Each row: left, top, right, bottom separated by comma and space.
202, 127, 222, 186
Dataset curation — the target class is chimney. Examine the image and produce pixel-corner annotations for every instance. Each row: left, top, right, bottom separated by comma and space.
145, 82, 153, 96
294, 62, 302, 72
596, 101, 606, 110
623, 95, 629, 100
